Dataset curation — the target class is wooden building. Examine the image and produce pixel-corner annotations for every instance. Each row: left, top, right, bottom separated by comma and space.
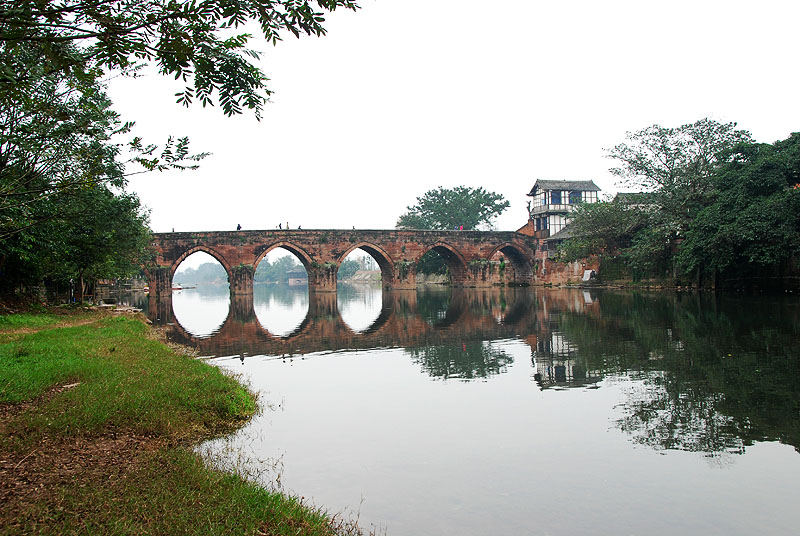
526, 179, 601, 239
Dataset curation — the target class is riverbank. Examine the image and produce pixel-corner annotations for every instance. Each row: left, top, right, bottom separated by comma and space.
0, 308, 364, 535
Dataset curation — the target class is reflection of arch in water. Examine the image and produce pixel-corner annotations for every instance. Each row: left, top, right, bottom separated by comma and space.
253, 285, 309, 338
156, 287, 544, 358
418, 242, 469, 285
487, 243, 535, 285
255, 311, 310, 340
438, 289, 468, 327
169, 296, 231, 341
359, 304, 394, 334
338, 285, 397, 335
171, 290, 231, 339
255, 290, 350, 340
170, 245, 232, 282
337, 242, 394, 284
338, 291, 383, 334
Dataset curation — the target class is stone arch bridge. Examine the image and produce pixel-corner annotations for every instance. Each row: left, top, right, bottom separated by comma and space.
147, 229, 539, 295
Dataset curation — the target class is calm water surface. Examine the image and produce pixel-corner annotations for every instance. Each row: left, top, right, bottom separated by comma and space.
139, 284, 800, 535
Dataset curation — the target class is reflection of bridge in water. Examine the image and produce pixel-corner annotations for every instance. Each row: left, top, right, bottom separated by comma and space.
148, 288, 599, 362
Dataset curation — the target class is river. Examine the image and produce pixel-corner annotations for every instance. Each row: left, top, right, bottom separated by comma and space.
132, 284, 800, 535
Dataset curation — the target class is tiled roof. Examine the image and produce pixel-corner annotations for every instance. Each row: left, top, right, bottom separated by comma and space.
528, 180, 601, 196
546, 226, 574, 241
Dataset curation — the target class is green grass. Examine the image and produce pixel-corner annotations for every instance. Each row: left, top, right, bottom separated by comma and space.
0, 312, 61, 330
11, 447, 354, 536
0, 312, 362, 536
1, 315, 256, 436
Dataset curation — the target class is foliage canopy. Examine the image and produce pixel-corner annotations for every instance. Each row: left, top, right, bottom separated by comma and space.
561, 119, 800, 286
396, 186, 509, 231
0, 0, 359, 118
1, 1, 360, 296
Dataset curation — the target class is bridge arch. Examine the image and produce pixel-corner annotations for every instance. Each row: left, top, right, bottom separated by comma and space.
486, 242, 535, 285
170, 245, 233, 280
254, 241, 316, 271
337, 242, 395, 283
418, 242, 470, 286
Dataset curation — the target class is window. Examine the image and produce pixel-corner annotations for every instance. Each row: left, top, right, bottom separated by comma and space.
550, 191, 562, 205
550, 214, 566, 234
569, 191, 582, 204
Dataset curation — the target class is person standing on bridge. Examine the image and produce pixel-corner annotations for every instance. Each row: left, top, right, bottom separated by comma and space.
237, 223, 242, 231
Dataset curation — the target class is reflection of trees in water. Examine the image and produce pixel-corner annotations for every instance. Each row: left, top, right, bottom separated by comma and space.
253, 283, 308, 307
555, 291, 800, 455
406, 342, 513, 380
617, 373, 748, 456
184, 284, 231, 298
337, 282, 381, 304
415, 287, 452, 326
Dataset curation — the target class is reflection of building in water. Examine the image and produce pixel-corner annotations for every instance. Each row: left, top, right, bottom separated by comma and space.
532, 332, 601, 389
530, 289, 601, 389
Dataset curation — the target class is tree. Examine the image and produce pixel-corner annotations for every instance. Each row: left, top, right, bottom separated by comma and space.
174, 262, 228, 285
396, 186, 509, 231
0, 181, 151, 298
406, 341, 513, 380
337, 258, 360, 280
606, 118, 752, 235
0, 0, 359, 118
0, 42, 204, 296
558, 200, 650, 262
677, 133, 800, 281
561, 119, 761, 282
1, 1, 360, 298
0, 42, 204, 240
49, 186, 151, 301
254, 255, 301, 283
396, 186, 509, 275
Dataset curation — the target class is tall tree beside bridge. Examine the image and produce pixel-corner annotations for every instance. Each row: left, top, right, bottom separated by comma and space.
0, 43, 196, 295
396, 186, 510, 275
1, 1, 360, 297
561, 120, 800, 286
396, 186, 509, 231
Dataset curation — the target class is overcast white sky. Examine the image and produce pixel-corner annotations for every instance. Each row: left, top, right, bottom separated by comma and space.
109, 0, 800, 237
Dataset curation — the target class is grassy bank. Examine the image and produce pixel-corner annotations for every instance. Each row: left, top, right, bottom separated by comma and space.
0, 310, 362, 535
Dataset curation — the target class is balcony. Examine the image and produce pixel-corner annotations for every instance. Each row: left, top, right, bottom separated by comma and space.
529, 203, 579, 216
